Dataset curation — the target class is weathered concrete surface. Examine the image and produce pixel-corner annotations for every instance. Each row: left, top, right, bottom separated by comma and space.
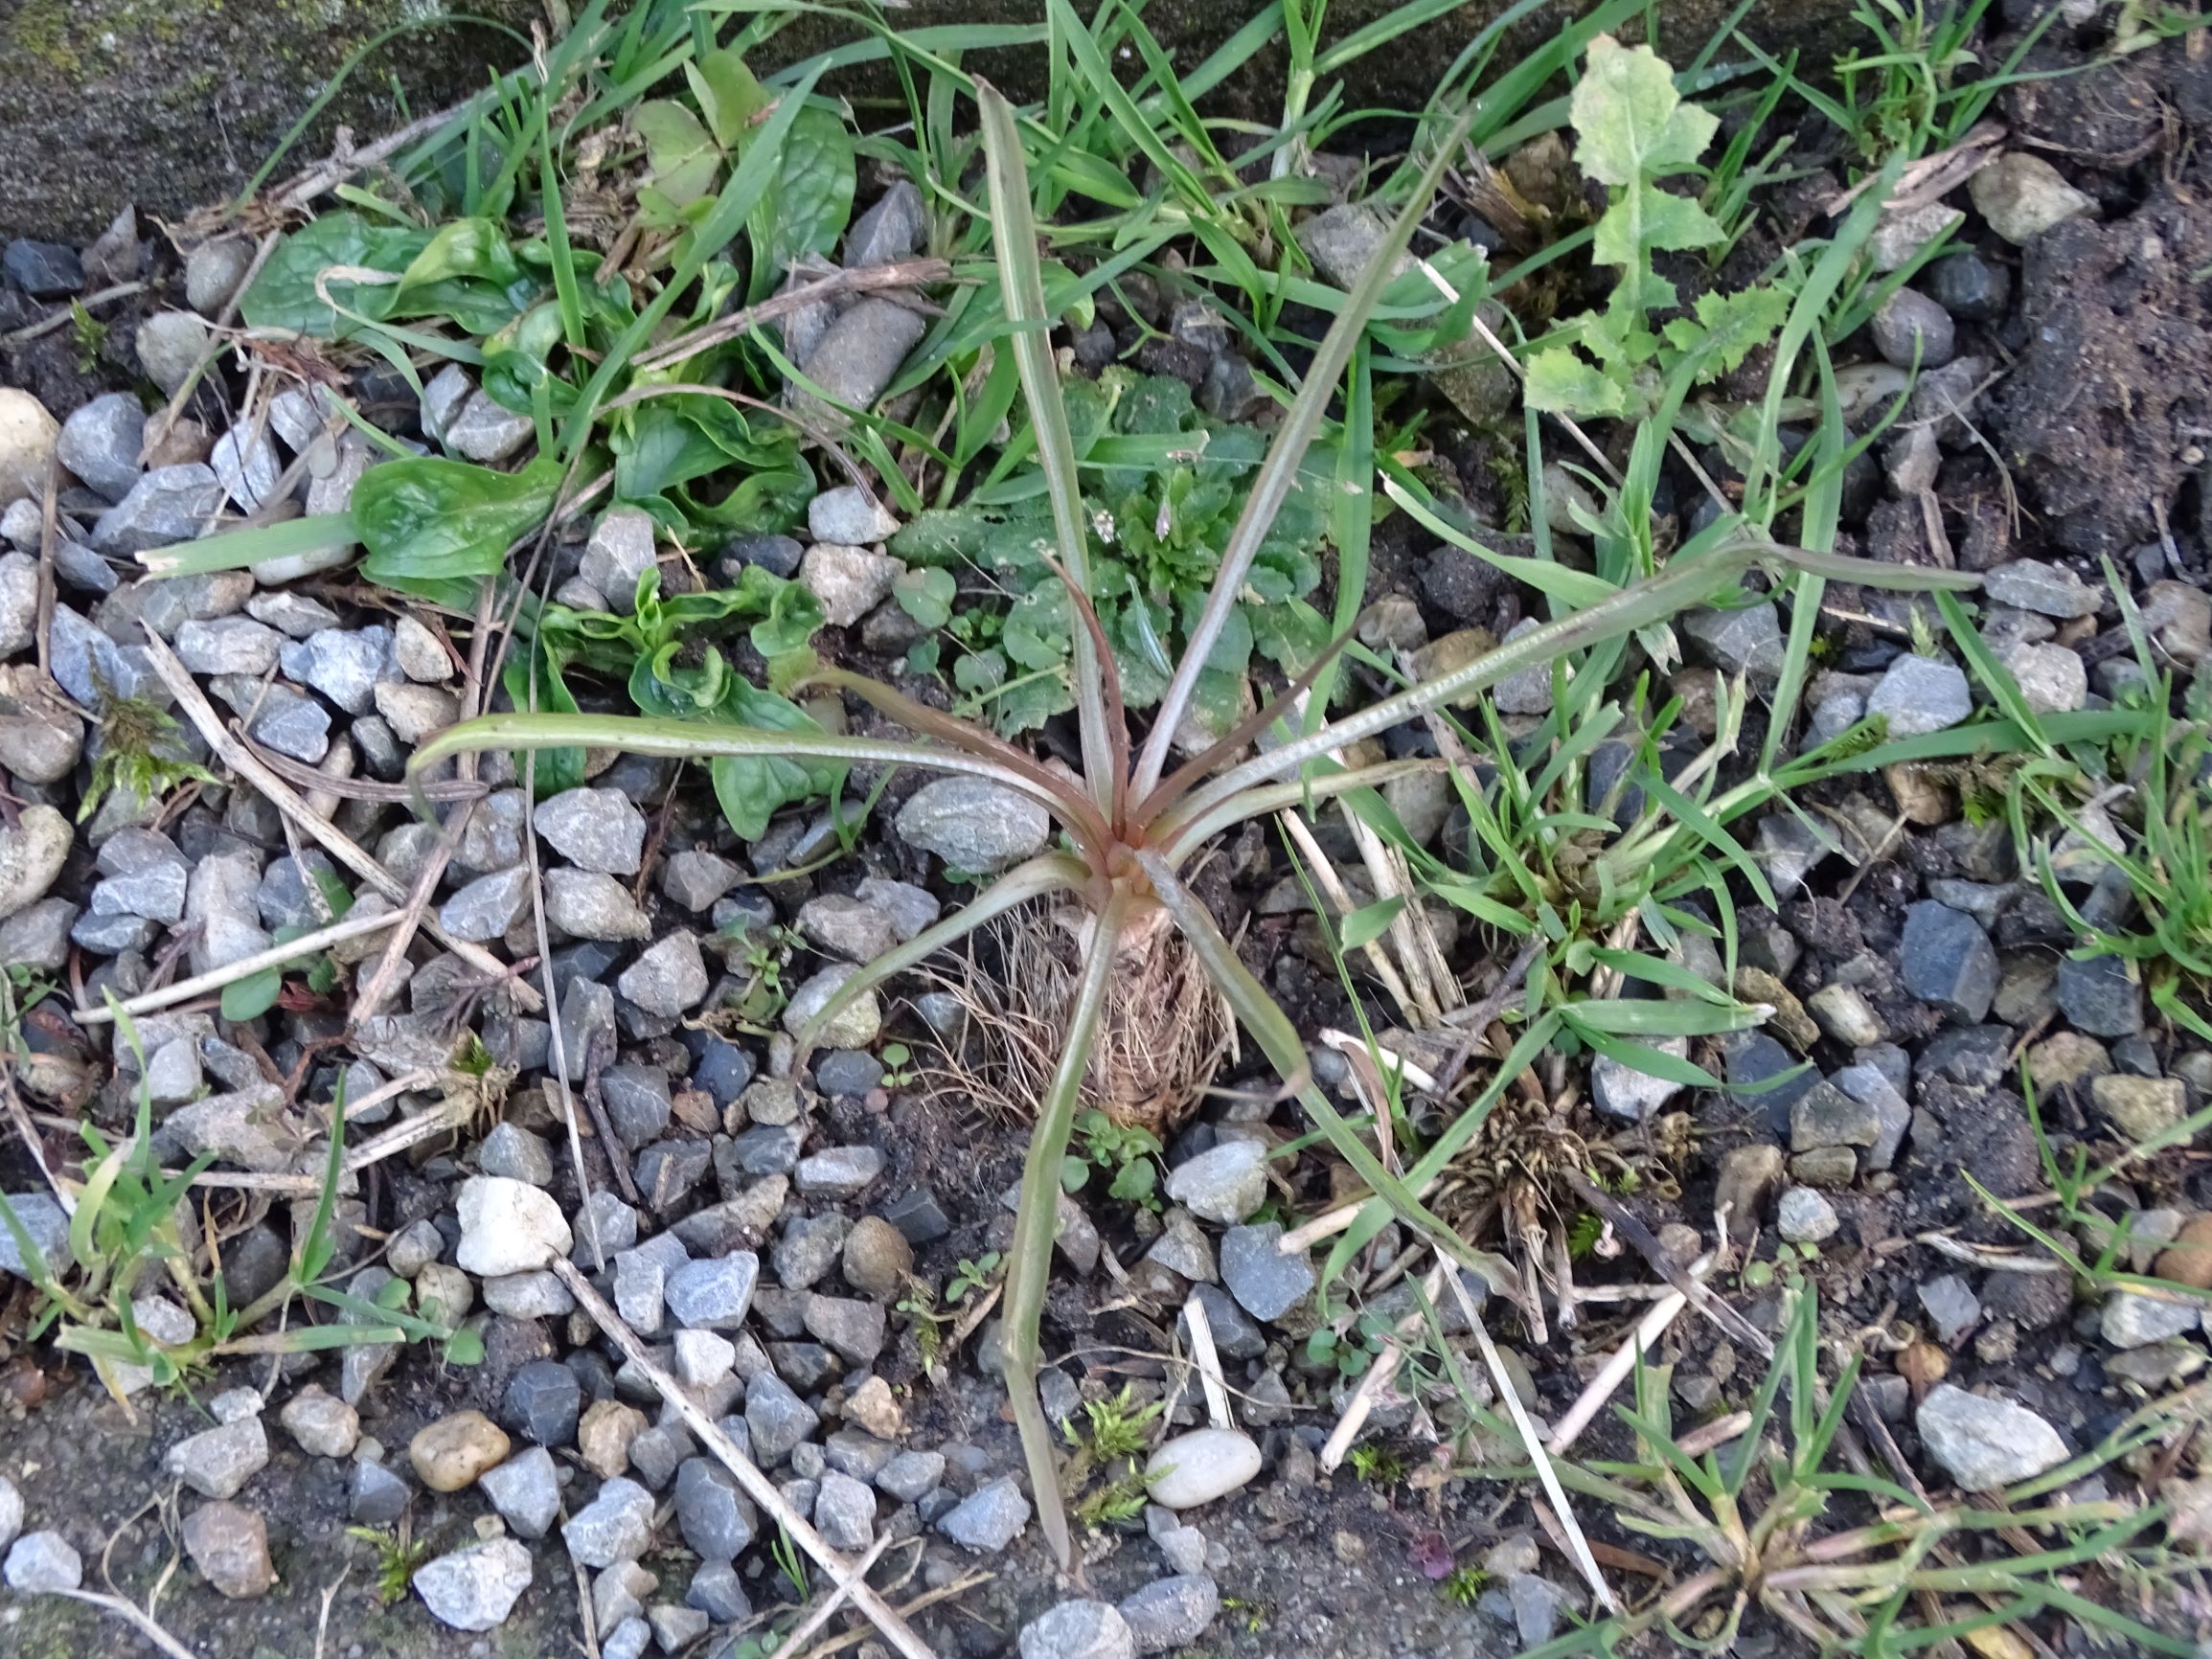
1, 1, 1859, 241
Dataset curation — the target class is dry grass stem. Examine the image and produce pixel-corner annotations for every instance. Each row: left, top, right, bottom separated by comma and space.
72, 908, 404, 1024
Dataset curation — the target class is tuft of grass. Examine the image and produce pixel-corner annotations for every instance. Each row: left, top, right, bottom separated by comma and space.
79, 693, 217, 827
347, 1524, 430, 1605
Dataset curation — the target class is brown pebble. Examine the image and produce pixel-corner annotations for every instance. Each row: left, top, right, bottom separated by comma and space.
2154, 1214, 2212, 1290
408, 1410, 511, 1492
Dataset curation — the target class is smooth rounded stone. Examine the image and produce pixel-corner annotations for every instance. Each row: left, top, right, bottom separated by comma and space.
57, 392, 147, 502
895, 775, 1050, 873
1998, 641, 2087, 715
808, 486, 901, 546
478, 1444, 562, 1539
564, 1475, 657, 1568
581, 507, 659, 611
0, 392, 60, 513
1916, 1383, 2069, 1490
415, 1536, 534, 1632
1589, 1037, 1691, 1122
1900, 901, 1998, 1025
1218, 1223, 1313, 1323
793, 1144, 885, 1200
666, 1252, 762, 1330
91, 464, 225, 555
2055, 953, 2142, 1038
5, 1530, 83, 1593
1927, 249, 2009, 323
1117, 1575, 1220, 1655
546, 868, 652, 942
1983, 559, 2098, 619
457, 1174, 574, 1275
1970, 152, 2094, 244
813, 1468, 877, 1551
165, 1416, 269, 1501
0, 805, 72, 923
2101, 1290, 2201, 1350
410, 1411, 511, 1492
841, 1216, 914, 1301
181, 1500, 274, 1599
1870, 287, 1955, 369
618, 931, 710, 1017
536, 786, 648, 875
1776, 1186, 1839, 1244
938, 1477, 1032, 1553
183, 237, 253, 315
662, 850, 743, 912
2092, 1074, 2185, 1143
674, 1458, 757, 1561
1867, 654, 1972, 738
1020, 1600, 1136, 1659
279, 1385, 359, 1458
349, 1460, 411, 1526
503, 1357, 584, 1446
1163, 1140, 1267, 1225
1145, 1426, 1263, 1510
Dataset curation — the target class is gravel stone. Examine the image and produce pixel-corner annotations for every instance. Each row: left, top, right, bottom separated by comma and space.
674, 1458, 756, 1560
1681, 602, 1786, 682
687, 1559, 751, 1624
1999, 640, 2087, 715
545, 867, 652, 942
175, 615, 281, 677
1970, 152, 2094, 244
283, 625, 393, 716
1020, 1600, 1135, 1659
619, 931, 710, 1016
93, 827, 191, 922
1916, 1383, 2069, 1489
877, 1449, 945, 1503
536, 786, 648, 875
746, 1374, 820, 1464
797, 893, 901, 962
480, 1444, 562, 1538
1146, 1426, 1262, 1510
505, 1358, 583, 1445
1218, 1223, 1314, 1322
2092, 1073, 2186, 1142
91, 465, 224, 555
662, 851, 744, 912
372, 680, 459, 744
650, 1605, 711, 1651
841, 1216, 914, 1301
6, 1531, 83, 1593
456, 1175, 573, 1275
765, 1139, 874, 1204
1163, 1141, 1267, 1224
410, 1411, 511, 1492
1777, 1186, 1840, 1243
603, 1064, 673, 1148
665, 1252, 761, 1330
441, 866, 535, 942
57, 392, 147, 501
1867, 654, 1972, 738
135, 311, 210, 395
1983, 559, 2098, 618
1870, 287, 1955, 369
564, 1476, 657, 1567
166, 1416, 270, 1500
938, 1478, 1032, 1553
799, 541, 903, 628
1117, 1576, 1220, 1655
349, 1461, 410, 1526
1917, 1274, 1981, 1345
280, 1386, 359, 1458
814, 1469, 877, 1551
1900, 901, 1998, 1024
210, 424, 282, 511
1589, 1037, 1692, 1122
896, 775, 1050, 872
581, 508, 659, 611
414, 1538, 534, 1631
842, 180, 925, 268
805, 1292, 887, 1364
2055, 953, 2143, 1037
792, 298, 927, 425
182, 1502, 273, 1599
809, 486, 901, 545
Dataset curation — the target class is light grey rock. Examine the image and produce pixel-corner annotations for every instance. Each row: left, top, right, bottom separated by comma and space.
455, 1175, 573, 1276
536, 786, 647, 875
617, 930, 710, 1016
92, 826, 190, 922
808, 487, 900, 546
673, 1459, 755, 1561
186, 239, 254, 315
0, 1473, 21, 1553
1295, 203, 1412, 289
283, 625, 394, 716
1916, 1383, 2069, 1489
0, 550, 38, 655
480, 1444, 562, 1539
800, 541, 902, 628
1682, 602, 1785, 682
414, 1537, 534, 1631
814, 1469, 876, 1551
1970, 152, 2094, 244
797, 893, 901, 963
564, 1476, 657, 1567
372, 680, 459, 744
895, 775, 1049, 872
5, 1531, 82, 1593
1145, 1426, 1262, 1510
1870, 288, 1955, 369
279, 1387, 359, 1458
174, 616, 280, 677
665, 1252, 761, 1330
136, 311, 212, 397
445, 389, 534, 463
581, 508, 659, 613
842, 181, 926, 268
793, 1144, 884, 1200
1163, 1141, 1267, 1225
854, 875, 939, 941
793, 298, 927, 424
441, 866, 535, 942
545, 868, 652, 942
1983, 559, 2098, 619
210, 424, 282, 512
455, 786, 527, 875
745, 1374, 819, 1464
57, 392, 147, 502
938, 1478, 1031, 1553
1867, 654, 1972, 738
662, 850, 743, 912
165, 1416, 270, 1500
184, 848, 271, 975
2101, 1289, 2201, 1349
1021, 1601, 1136, 1659
0, 1190, 64, 1280
51, 602, 160, 704
1219, 1223, 1313, 1322
1589, 1038, 1691, 1122
182, 1501, 274, 1599
392, 614, 450, 682
1869, 201, 1964, 271
479, 1122, 556, 1187
1998, 641, 2086, 715
1117, 1576, 1219, 1655
91, 465, 224, 555
1776, 1187, 1839, 1243
246, 590, 341, 639
1917, 1274, 1981, 1346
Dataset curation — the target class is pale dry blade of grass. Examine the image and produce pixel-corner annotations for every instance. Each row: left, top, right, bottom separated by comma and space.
71, 909, 404, 1024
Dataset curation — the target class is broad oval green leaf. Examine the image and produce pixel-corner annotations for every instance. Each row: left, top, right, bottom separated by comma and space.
354, 455, 562, 602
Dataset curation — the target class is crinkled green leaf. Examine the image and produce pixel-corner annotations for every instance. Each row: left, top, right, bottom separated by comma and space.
1570, 34, 1720, 188
1525, 347, 1632, 419
354, 455, 561, 602
636, 101, 722, 208
758, 105, 856, 272
709, 679, 845, 840
894, 567, 957, 630
239, 213, 432, 336
1662, 284, 1792, 379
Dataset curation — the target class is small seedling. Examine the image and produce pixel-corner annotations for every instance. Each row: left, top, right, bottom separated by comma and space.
1348, 1444, 1405, 1488
71, 301, 107, 373
1439, 1564, 1490, 1606
770, 1523, 809, 1600
347, 1524, 429, 1605
945, 1253, 1001, 1305
877, 1041, 919, 1089
1061, 1107, 1165, 1208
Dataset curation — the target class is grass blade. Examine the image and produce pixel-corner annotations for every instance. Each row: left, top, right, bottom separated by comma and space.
135, 512, 357, 577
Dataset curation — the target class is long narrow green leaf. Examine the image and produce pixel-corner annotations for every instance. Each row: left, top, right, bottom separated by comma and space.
1131, 110, 1475, 799
135, 512, 358, 578
976, 81, 1115, 812
1003, 884, 1134, 1569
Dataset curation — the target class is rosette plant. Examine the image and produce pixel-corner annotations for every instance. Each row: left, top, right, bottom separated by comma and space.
413, 87, 1937, 1565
